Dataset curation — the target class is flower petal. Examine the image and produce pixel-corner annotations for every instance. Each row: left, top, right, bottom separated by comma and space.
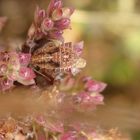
52, 8, 63, 21
84, 78, 107, 93
41, 18, 54, 34
47, 0, 63, 16
18, 67, 36, 81
74, 41, 84, 56
19, 53, 31, 66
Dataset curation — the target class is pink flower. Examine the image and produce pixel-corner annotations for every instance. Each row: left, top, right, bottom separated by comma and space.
55, 18, 70, 30
46, 122, 64, 133
60, 76, 75, 91
73, 91, 104, 110
62, 8, 74, 18
35, 115, 46, 126
0, 52, 9, 62
41, 18, 54, 34
84, 78, 107, 93
19, 53, 31, 66
34, 6, 46, 25
52, 7, 74, 21
60, 131, 77, 140
52, 8, 63, 21
0, 64, 8, 75
90, 92, 104, 105
0, 78, 14, 91
19, 67, 36, 81
47, 0, 63, 16
74, 41, 84, 57
48, 29, 64, 41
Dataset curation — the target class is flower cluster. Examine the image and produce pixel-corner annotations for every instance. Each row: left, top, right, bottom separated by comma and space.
73, 77, 107, 110
0, 116, 129, 140
0, 1, 129, 140
0, 52, 36, 91
58, 76, 107, 111
0, 0, 86, 91
26, 0, 74, 46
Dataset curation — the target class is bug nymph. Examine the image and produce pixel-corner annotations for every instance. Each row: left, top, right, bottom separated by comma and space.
30, 41, 76, 84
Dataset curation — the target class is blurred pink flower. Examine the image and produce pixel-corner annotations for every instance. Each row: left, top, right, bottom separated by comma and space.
34, 6, 46, 25
74, 41, 84, 57
48, 29, 64, 41
0, 52, 36, 91
61, 8, 74, 18
60, 131, 77, 140
46, 122, 64, 133
0, 64, 8, 75
55, 18, 70, 30
73, 91, 104, 110
47, 0, 63, 16
83, 77, 107, 93
52, 8, 63, 21
52, 7, 74, 21
0, 78, 14, 91
19, 67, 36, 81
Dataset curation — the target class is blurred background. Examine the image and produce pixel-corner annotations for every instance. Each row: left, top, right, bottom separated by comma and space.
0, 0, 140, 139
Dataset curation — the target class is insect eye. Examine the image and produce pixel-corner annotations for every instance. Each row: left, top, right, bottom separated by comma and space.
35, 66, 40, 71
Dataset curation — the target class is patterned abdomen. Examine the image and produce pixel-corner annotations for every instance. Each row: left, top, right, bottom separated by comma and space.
31, 42, 76, 81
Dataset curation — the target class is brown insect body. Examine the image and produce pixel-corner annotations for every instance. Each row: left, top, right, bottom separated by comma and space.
31, 42, 76, 84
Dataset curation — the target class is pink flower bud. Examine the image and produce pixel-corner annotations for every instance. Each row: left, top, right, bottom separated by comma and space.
19, 53, 31, 66
47, 122, 64, 133
1, 78, 14, 91
19, 67, 36, 80
74, 41, 84, 56
62, 8, 75, 18
0, 52, 9, 62
74, 91, 104, 110
52, 8, 74, 21
0, 64, 8, 75
48, 29, 63, 41
34, 6, 46, 25
84, 79, 107, 93
53, 0, 62, 9
41, 18, 54, 34
52, 8, 63, 21
91, 93, 104, 104
55, 18, 70, 30
47, 0, 62, 16
60, 131, 77, 140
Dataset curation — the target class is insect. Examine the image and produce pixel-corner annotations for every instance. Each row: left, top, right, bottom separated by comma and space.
30, 41, 77, 85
